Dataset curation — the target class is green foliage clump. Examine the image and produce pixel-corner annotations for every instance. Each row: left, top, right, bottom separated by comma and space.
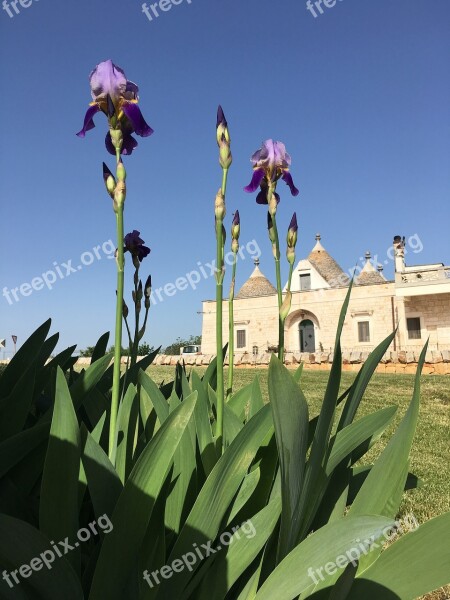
164, 334, 201, 355
0, 293, 449, 599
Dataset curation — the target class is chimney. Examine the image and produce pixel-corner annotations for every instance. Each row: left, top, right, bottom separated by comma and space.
393, 235, 405, 273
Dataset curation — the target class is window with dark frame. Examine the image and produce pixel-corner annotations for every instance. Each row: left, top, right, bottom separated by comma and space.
407, 317, 421, 340
358, 321, 370, 343
300, 273, 311, 291
236, 329, 246, 349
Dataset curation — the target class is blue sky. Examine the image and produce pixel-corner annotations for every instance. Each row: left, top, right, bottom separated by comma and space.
0, 0, 449, 355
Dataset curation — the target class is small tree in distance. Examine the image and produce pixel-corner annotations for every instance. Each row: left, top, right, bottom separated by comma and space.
164, 335, 201, 355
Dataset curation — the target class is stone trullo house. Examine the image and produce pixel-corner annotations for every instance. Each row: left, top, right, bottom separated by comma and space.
200, 235, 450, 366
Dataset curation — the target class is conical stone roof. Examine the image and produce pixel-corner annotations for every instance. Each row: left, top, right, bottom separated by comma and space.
307, 235, 350, 287
355, 252, 386, 286
236, 261, 277, 299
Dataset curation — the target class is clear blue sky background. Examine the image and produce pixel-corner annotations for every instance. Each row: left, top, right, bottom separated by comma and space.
1, 0, 449, 355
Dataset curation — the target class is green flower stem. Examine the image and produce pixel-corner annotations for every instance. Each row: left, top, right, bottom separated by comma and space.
267, 187, 284, 362
226, 253, 237, 399
279, 262, 295, 363
124, 314, 133, 351
109, 203, 125, 460
215, 168, 228, 454
131, 268, 140, 368
287, 262, 294, 293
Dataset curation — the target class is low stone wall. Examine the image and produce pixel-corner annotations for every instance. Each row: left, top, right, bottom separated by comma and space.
149, 350, 450, 375
3, 351, 448, 375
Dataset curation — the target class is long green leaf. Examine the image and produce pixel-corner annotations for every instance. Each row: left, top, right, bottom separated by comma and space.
114, 383, 139, 482
268, 355, 309, 562
0, 514, 84, 600
348, 512, 450, 599
297, 282, 353, 541
348, 342, 428, 519
326, 406, 397, 475
165, 391, 198, 534
337, 331, 396, 431
254, 515, 393, 600
0, 422, 50, 479
80, 425, 123, 520
90, 332, 110, 364
191, 370, 217, 476
196, 498, 282, 600
0, 319, 51, 399
39, 368, 80, 573
157, 404, 273, 599
88, 394, 197, 600
0, 366, 36, 441
138, 370, 170, 424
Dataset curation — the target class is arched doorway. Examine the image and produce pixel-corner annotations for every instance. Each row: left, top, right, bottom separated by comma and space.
299, 319, 315, 352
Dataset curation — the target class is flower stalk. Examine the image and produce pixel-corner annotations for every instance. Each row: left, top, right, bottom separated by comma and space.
109, 148, 125, 460
266, 184, 285, 361
244, 139, 299, 363
215, 106, 232, 453
279, 213, 298, 362
227, 211, 240, 399
77, 60, 153, 462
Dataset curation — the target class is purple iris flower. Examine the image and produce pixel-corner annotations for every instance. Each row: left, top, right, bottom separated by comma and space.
77, 60, 154, 155
124, 230, 151, 262
244, 140, 299, 204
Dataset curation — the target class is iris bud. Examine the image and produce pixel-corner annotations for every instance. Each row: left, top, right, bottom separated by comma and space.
267, 212, 276, 243
144, 275, 152, 298
103, 163, 116, 197
137, 280, 143, 302
116, 161, 126, 182
216, 105, 232, 169
114, 180, 126, 211
286, 213, 298, 249
231, 210, 240, 241
280, 290, 292, 321
215, 189, 226, 221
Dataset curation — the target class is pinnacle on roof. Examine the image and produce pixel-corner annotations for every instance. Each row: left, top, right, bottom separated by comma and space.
307, 234, 350, 287
236, 259, 277, 299
355, 251, 386, 285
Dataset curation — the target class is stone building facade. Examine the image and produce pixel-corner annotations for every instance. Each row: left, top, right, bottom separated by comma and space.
200, 235, 450, 367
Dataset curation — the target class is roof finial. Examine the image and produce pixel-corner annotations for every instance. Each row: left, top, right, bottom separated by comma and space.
253, 257, 260, 267
365, 251, 371, 262
315, 233, 321, 241
377, 264, 384, 272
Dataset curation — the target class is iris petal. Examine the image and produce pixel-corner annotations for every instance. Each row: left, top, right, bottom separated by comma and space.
76, 105, 101, 137
244, 168, 265, 193
282, 171, 299, 196
122, 102, 154, 137
125, 80, 139, 99
256, 190, 280, 205
105, 132, 116, 156
122, 134, 138, 155
105, 132, 138, 155
137, 245, 151, 261
89, 60, 127, 101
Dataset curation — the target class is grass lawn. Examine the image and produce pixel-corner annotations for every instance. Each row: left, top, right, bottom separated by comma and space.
147, 365, 450, 599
